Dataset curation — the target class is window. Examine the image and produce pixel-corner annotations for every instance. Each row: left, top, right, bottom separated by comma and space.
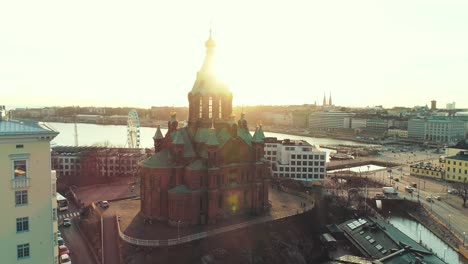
218, 100, 222, 118
209, 97, 213, 118
53, 209, 57, 221
15, 190, 28, 206
302, 155, 307, 159
16, 217, 29, 232
17, 243, 30, 259
14, 160, 27, 177
16, 144, 24, 149
291, 154, 296, 159
199, 97, 203, 118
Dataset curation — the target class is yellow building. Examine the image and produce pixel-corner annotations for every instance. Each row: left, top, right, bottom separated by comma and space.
0, 119, 59, 263
387, 128, 408, 138
410, 163, 444, 180
445, 151, 468, 183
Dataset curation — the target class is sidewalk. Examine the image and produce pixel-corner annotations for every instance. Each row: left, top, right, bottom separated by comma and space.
112, 187, 313, 243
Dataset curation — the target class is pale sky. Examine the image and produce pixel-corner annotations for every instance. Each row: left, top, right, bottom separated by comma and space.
1, 0, 468, 109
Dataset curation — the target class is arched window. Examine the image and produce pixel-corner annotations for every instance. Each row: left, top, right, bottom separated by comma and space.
209, 97, 213, 118
199, 97, 203, 118
219, 99, 222, 118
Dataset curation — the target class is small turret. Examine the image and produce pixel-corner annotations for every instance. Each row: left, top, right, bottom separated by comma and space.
237, 112, 248, 129
153, 125, 164, 153
168, 112, 179, 132
172, 130, 184, 165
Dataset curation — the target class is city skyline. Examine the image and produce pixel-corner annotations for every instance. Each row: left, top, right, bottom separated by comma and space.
2, 1, 468, 109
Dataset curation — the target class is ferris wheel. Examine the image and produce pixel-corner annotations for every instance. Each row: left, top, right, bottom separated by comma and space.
127, 110, 141, 148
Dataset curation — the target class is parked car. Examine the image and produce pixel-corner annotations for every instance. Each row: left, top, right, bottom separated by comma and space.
435, 195, 442, 201
62, 218, 71, 227
58, 237, 65, 246
411, 182, 417, 188
58, 245, 70, 256
426, 197, 435, 203
405, 186, 414, 193
375, 193, 385, 199
60, 253, 72, 264
100, 200, 110, 208
448, 189, 459, 195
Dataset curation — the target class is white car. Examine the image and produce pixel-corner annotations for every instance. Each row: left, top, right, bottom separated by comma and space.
60, 254, 72, 264
100, 201, 110, 208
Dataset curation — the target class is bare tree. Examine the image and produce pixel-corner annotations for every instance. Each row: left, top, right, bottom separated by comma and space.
453, 179, 468, 207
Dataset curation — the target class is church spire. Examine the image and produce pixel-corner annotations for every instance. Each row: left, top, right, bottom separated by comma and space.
329, 92, 332, 106
323, 93, 327, 106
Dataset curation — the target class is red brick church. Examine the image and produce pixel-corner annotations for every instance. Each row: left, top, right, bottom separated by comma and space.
139, 33, 270, 227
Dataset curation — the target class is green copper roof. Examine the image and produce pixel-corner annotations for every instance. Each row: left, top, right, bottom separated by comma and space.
171, 130, 185, 145
171, 128, 196, 157
216, 127, 232, 146
0, 120, 59, 137
237, 127, 253, 146
186, 159, 207, 170
168, 185, 191, 194
252, 126, 266, 143
206, 128, 219, 146
140, 148, 173, 168
195, 128, 211, 143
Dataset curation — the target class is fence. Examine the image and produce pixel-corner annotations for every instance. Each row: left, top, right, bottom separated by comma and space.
425, 205, 466, 246
116, 205, 312, 247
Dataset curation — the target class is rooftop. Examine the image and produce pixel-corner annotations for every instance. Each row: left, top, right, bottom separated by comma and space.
447, 151, 468, 161
0, 119, 58, 137
339, 217, 445, 264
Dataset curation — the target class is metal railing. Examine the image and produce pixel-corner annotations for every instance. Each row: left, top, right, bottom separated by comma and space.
11, 177, 30, 189
425, 205, 466, 246
117, 206, 312, 247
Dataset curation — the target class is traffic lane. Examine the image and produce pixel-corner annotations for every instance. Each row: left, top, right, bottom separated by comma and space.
60, 218, 97, 264
103, 215, 120, 264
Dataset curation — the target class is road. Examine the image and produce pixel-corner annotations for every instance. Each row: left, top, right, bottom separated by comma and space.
59, 203, 97, 264
102, 211, 121, 264
364, 164, 468, 242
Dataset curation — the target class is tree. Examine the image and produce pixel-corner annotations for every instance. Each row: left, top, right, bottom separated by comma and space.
453, 179, 468, 207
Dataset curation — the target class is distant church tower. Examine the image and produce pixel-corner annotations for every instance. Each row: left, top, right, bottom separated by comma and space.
329, 92, 332, 106
323, 93, 327, 106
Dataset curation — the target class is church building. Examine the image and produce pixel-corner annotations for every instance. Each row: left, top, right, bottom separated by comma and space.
139, 33, 270, 227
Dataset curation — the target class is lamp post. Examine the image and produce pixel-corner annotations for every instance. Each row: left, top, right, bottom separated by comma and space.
178, 220, 181, 241
444, 247, 447, 261
464, 232, 466, 247
448, 214, 451, 231
419, 227, 422, 244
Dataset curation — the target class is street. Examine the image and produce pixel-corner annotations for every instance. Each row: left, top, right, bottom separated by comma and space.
59, 203, 97, 264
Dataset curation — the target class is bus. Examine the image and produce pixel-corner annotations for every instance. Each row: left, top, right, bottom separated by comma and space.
56, 193, 69, 211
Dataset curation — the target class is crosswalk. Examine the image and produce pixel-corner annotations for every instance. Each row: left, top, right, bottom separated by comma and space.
58, 211, 80, 220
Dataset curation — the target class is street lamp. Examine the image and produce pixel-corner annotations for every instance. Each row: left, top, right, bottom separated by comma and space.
419, 227, 422, 244
448, 214, 451, 231
464, 232, 466, 246
177, 220, 181, 241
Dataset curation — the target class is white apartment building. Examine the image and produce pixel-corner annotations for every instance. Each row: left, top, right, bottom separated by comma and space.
0, 119, 59, 263
308, 111, 355, 130
264, 138, 327, 185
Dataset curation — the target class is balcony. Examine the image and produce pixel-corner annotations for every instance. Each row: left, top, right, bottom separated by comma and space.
11, 177, 31, 189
